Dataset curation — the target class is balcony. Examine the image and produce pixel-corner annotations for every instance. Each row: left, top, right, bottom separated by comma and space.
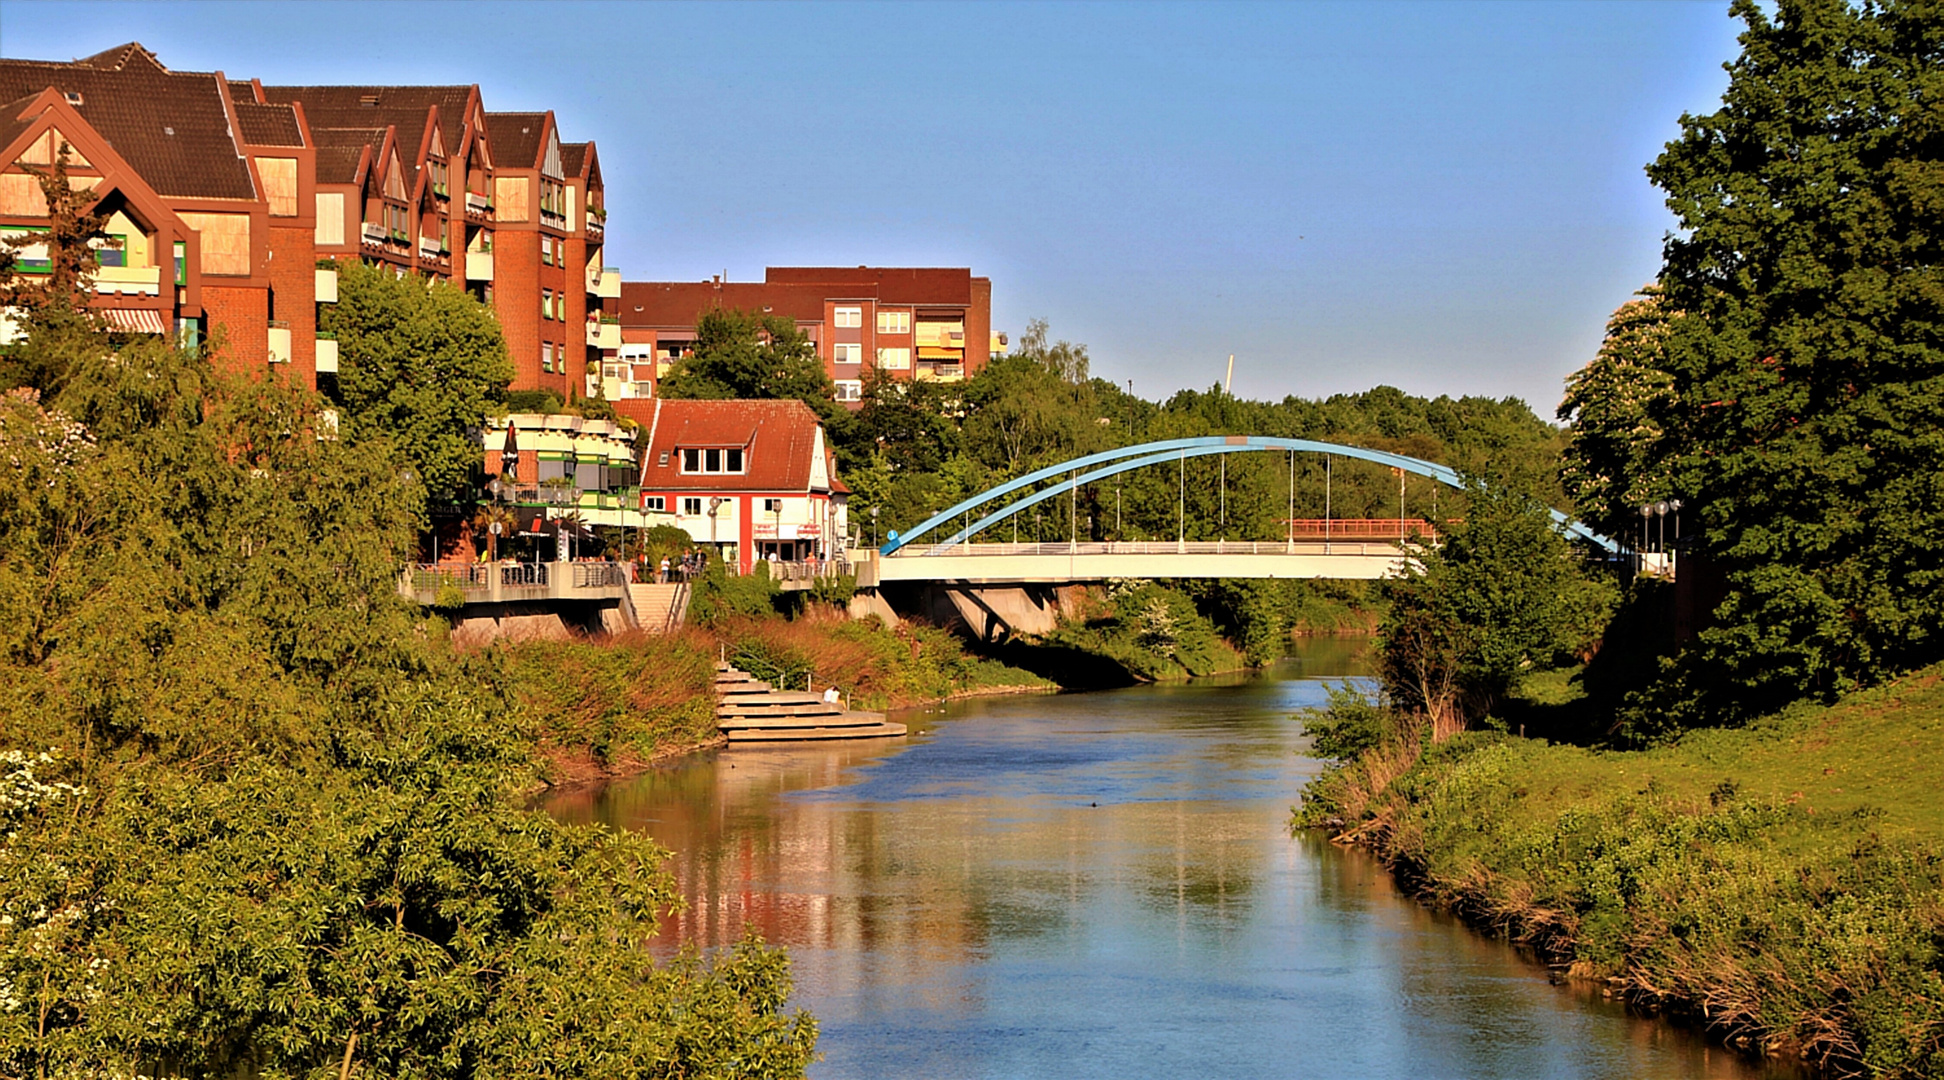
315, 267, 338, 303
464, 192, 492, 221
588, 266, 621, 298
540, 208, 567, 229
93, 264, 161, 296
584, 216, 603, 239
586, 319, 620, 350
315, 336, 338, 373
466, 251, 494, 281
417, 235, 445, 261
267, 321, 292, 365
360, 221, 388, 245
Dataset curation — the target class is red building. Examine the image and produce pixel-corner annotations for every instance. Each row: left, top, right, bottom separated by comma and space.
618, 267, 996, 404
0, 44, 327, 383
614, 397, 849, 573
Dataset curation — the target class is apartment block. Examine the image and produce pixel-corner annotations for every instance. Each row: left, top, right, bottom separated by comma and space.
0, 43, 618, 401
0, 43, 331, 383
618, 267, 995, 403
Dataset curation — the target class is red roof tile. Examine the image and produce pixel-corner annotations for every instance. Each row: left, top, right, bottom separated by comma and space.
623, 399, 839, 494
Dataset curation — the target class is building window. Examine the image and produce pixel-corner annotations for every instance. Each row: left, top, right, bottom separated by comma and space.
876, 347, 911, 370
834, 306, 862, 328
542, 342, 554, 372
643, 495, 666, 512
833, 342, 862, 365
680, 447, 746, 474
762, 498, 782, 513
681, 496, 703, 515
877, 310, 909, 334
541, 235, 554, 266
542, 289, 554, 320
836, 379, 863, 401
429, 159, 448, 197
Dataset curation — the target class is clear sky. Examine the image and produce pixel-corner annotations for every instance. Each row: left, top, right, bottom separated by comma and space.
0, 1, 1742, 415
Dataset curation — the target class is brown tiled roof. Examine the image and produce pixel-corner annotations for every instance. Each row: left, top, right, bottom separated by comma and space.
626, 399, 837, 494
75, 43, 167, 74
0, 57, 255, 200
766, 266, 974, 306
560, 141, 586, 178
485, 111, 546, 167
619, 281, 835, 328
226, 79, 257, 102
311, 126, 382, 184
261, 85, 473, 141
0, 93, 41, 156
232, 102, 302, 147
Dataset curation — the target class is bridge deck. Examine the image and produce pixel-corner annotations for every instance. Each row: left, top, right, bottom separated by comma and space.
856, 540, 1412, 585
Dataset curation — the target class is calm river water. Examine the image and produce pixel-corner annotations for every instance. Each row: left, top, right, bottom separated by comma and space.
544, 639, 1801, 1079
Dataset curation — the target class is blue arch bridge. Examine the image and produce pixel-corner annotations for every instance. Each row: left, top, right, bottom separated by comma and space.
848, 436, 1616, 640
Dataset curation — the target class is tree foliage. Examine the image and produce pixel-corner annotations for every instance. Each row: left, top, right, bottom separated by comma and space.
1558, 286, 1679, 541
0, 233, 817, 1073
1378, 479, 1616, 737
657, 308, 843, 429
320, 260, 513, 503
1566, 0, 1944, 728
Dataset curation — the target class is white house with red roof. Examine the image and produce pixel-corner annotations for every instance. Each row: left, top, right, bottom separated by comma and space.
622, 398, 849, 574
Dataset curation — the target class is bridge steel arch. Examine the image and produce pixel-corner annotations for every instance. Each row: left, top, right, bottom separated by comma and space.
878, 436, 1618, 556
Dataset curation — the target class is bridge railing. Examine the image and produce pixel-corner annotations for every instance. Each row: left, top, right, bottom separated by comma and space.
891, 540, 1410, 558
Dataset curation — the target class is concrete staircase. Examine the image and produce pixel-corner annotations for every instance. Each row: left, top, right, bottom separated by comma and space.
629, 581, 690, 634
714, 663, 907, 742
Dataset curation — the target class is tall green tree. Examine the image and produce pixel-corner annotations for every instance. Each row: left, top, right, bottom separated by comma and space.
319, 261, 513, 504
658, 308, 842, 426
1637, 0, 1944, 723
0, 145, 114, 397
1558, 285, 1679, 540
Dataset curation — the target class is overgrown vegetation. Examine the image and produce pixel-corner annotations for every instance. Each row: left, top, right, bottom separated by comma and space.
0, 167, 816, 1077
1296, 665, 1944, 1078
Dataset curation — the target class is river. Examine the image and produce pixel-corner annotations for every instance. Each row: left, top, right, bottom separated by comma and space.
544, 638, 1803, 1079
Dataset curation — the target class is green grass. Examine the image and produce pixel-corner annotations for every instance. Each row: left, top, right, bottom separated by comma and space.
1299, 663, 1944, 1077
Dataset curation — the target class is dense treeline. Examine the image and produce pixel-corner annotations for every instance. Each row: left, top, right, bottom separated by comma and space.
0, 162, 814, 1077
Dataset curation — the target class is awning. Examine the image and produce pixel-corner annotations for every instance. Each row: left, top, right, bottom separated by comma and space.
101, 308, 167, 334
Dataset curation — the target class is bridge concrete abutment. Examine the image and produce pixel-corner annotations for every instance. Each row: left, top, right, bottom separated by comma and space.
857, 581, 1087, 642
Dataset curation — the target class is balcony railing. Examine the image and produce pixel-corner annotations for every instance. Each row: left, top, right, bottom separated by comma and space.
361, 222, 388, 244
466, 251, 493, 281
417, 235, 444, 259
465, 192, 492, 218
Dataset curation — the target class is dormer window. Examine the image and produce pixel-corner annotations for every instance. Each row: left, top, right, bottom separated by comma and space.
680, 447, 745, 474
429, 158, 448, 198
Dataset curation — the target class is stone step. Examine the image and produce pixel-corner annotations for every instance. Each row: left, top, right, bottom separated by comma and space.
716, 682, 777, 696
720, 691, 829, 706
718, 701, 849, 718
725, 721, 908, 742
719, 710, 887, 731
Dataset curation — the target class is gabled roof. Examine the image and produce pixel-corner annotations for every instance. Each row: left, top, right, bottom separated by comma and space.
0, 51, 256, 200
563, 140, 602, 188
310, 126, 383, 184
625, 399, 840, 494
485, 111, 547, 168
75, 43, 168, 74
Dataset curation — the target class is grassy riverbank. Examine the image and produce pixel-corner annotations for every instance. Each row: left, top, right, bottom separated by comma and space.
1296, 664, 1944, 1077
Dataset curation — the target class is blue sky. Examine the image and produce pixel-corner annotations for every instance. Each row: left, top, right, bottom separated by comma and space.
0, 1, 1742, 414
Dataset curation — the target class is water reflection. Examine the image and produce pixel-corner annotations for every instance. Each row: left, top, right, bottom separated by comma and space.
547, 639, 1800, 1080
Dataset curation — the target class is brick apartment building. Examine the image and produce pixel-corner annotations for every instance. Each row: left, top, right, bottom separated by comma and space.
0, 43, 335, 383
0, 43, 620, 400
616, 267, 996, 403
